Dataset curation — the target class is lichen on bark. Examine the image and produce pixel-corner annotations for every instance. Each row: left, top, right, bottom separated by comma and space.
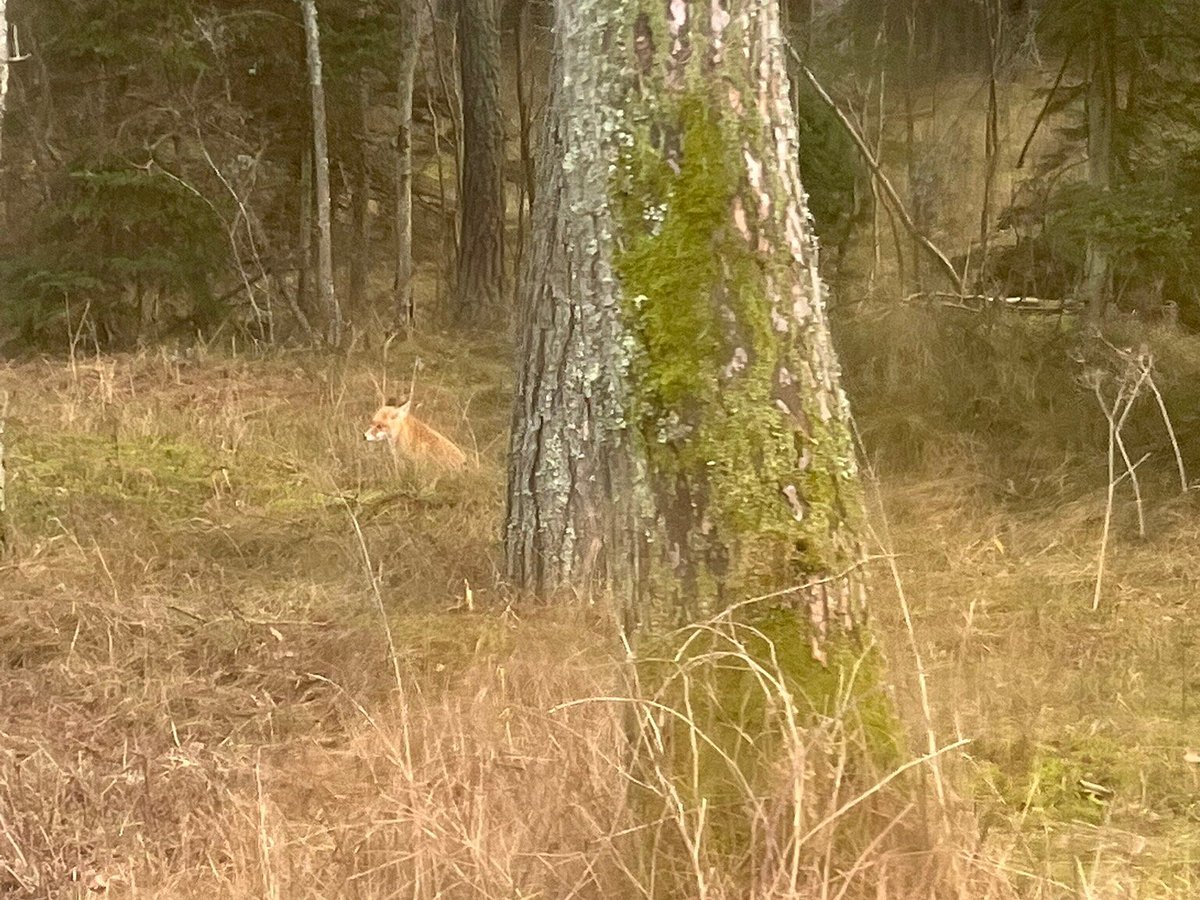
610, 3, 864, 638
507, 0, 867, 661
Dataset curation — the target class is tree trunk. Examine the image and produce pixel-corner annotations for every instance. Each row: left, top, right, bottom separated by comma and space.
300, 0, 341, 345
298, 140, 314, 322
348, 77, 371, 317
511, 0, 536, 291
394, 0, 423, 332
0, 0, 9, 232
978, 0, 1001, 287
454, 0, 505, 324
0, 0, 8, 167
506, 0, 866, 657
0, 390, 9, 557
1083, 7, 1116, 321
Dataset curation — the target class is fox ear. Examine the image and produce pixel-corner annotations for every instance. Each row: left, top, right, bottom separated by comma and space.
397, 399, 412, 413
384, 397, 400, 407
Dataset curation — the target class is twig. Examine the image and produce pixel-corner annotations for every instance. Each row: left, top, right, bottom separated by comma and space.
1016, 43, 1075, 169
1146, 373, 1189, 492
408, 356, 421, 402
1098, 338, 1187, 492
1088, 354, 1151, 609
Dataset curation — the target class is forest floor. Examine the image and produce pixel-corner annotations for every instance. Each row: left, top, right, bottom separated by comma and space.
1, 320, 1199, 897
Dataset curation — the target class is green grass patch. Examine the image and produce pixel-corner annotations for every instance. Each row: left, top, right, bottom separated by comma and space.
10, 429, 216, 528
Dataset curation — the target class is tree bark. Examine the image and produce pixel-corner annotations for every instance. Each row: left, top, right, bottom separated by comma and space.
0, 0, 8, 168
505, 14, 634, 610
978, 0, 1001, 288
300, 0, 341, 345
0, 0, 9, 231
506, 0, 866, 656
298, 140, 314, 322
1083, 6, 1116, 321
0, 390, 9, 557
454, 0, 505, 324
393, 0, 423, 332
348, 78, 371, 317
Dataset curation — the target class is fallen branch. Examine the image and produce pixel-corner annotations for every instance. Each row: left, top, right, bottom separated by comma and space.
785, 44, 965, 295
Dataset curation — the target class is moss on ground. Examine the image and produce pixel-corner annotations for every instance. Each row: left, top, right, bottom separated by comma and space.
11, 430, 217, 524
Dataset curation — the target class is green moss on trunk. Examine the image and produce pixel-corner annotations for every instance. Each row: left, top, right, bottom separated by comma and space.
614, 81, 861, 607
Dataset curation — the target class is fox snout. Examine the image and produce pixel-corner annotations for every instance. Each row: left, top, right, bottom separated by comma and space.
365, 399, 406, 443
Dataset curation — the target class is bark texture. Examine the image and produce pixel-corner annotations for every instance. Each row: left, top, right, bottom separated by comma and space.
1083, 6, 1115, 320
298, 141, 314, 323
301, 0, 341, 345
506, 0, 865, 655
0, 0, 8, 168
0, 391, 8, 557
505, 1, 635, 603
0, 0, 8, 232
348, 78, 371, 316
394, 0, 425, 331
455, 0, 506, 323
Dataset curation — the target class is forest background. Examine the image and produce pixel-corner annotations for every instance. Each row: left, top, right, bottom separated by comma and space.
2, 0, 1200, 897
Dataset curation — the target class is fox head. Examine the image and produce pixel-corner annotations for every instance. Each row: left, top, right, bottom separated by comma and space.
364, 397, 412, 442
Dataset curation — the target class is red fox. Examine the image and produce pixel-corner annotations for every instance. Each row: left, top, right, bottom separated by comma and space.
364, 398, 468, 470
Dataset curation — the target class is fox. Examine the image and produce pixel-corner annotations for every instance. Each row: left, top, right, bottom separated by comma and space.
364, 398, 469, 470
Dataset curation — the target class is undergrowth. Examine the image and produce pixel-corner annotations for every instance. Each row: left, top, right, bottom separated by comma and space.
841, 306, 1200, 896
4, 311, 1200, 896
0, 334, 997, 899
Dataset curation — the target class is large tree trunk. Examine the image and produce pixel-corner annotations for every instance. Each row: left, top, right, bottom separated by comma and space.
1083, 6, 1116, 321
300, 0, 341, 345
506, 0, 866, 655
393, 0, 424, 332
454, 0, 505, 324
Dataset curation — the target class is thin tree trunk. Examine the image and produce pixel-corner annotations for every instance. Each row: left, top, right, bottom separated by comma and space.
394, 0, 423, 332
454, 0, 505, 324
507, 0, 866, 653
246, 205, 314, 343
426, 4, 461, 273
298, 140, 314, 323
348, 78, 371, 316
0, 0, 10, 231
300, 0, 340, 345
903, 1, 922, 292
513, 0, 536, 211
0, 0, 8, 167
0, 390, 9, 558
512, 0, 535, 288
978, 0, 1000, 289
1083, 8, 1115, 321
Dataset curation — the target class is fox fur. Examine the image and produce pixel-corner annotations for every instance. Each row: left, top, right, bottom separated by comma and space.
364, 398, 468, 470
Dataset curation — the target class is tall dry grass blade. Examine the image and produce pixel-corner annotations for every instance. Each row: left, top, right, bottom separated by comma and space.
339, 495, 413, 774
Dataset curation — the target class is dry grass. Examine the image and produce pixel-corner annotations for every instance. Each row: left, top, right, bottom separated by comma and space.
0, 335, 993, 900
843, 310, 1200, 898
9, 317, 1200, 897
